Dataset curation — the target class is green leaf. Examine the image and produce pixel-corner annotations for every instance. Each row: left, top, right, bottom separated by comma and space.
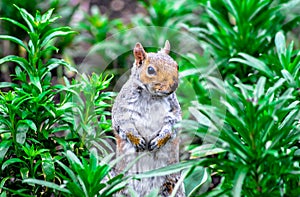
2, 158, 26, 170
23, 178, 71, 194
134, 160, 196, 179
20, 167, 29, 179
14, 4, 35, 33
254, 77, 266, 100
279, 109, 298, 130
230, 53, 274, 78
266, 78, 286, 95
66, 150, 83, 169
281, 69, 296, 86
45, 58, 77, 76
0, 17, 29, 32
190, 145, 226, 159
0, 36, 29, 53
41, 8, 55, 23
0, 82, 14, 89
66, 182, 85, 197
0, 187, 31, 197
232, 166, 248, 197
29, 75, 42, 93
40, 27, 76, 48
189, 107, 212, 128
275, 32, 286, 55
41, 152, 55, 181
18, 120, 37, 132
0, 177, 11, 190
184, 166, 209, 196
16, 123, 29, 144
0, 55, 30, 73
55, 160, 78, 182
0, 140, 12, 163
103, 180, 128, 196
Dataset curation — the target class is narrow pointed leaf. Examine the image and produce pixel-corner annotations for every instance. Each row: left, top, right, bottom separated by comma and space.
230, 53, 274, 78
14, 5, 35, 32
232, 166, 248, 197
2, 158, 26, 170
0, 17, 29, 32
23, 179, 71, 193
0, 36, 29, 52
41, 28, 76, 48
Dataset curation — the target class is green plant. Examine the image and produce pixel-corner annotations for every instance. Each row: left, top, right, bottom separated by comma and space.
0, 0, 79, 83
0, 4, 77, 194
24, 149, 128, 197
76, 5, 124, 44
189, 76, 300, 196
137, 0, 198, 28
231, 32, 300, 90
1, 143, 51, 179
0, 5, 120, 196
72, 73, 115, 155
197, 0, 300, 77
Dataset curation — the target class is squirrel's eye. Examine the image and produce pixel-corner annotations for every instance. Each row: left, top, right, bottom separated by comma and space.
147, 66, 156, 75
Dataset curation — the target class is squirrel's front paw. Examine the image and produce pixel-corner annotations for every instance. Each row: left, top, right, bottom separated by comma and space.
148, 133, 171, 151
126, 132, 146, 151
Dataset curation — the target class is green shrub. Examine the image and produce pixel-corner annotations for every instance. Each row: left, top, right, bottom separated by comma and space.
195, 76, 300, 196
197, 0, 300, 77
137, 0, 198, 28
24, 149, 128, 197
231, 32, 300, 90
185, 33, 300, 194
0, 5, 118, 196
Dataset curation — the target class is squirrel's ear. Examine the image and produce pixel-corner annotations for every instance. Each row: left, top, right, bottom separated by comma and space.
163, 40, 170, 54
134, 42, 147, 66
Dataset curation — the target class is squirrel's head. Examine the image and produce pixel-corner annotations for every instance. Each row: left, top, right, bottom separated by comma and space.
133, 41, 179, 96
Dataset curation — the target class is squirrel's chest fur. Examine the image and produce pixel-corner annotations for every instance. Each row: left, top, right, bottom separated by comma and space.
134, 91, 171, 140
112, 76, 180, 168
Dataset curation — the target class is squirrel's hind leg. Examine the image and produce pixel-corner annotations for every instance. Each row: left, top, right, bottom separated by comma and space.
160, 174, 185, 197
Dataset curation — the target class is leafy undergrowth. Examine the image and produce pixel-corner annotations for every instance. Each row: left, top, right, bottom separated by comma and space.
0, 5, 125, 196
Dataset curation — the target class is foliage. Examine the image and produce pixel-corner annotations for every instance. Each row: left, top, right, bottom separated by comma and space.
231, 32, 300, 89
72, 73, 115, 155
76, 5, 124, 44
197, 0, 300, 77
24, 149, 128, 197
137, 0, 198, 28
0, 0, 78, 51
184, 34, 300, 196
192, 76, 300, 196
0, 4, 76, 194
0, 5, 116, 196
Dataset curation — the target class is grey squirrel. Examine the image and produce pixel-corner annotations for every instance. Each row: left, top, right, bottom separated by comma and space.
112, 41, 184, 196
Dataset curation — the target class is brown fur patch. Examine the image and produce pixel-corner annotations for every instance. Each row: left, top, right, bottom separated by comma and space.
161, 176, 178, 196
157, 134, 171, 147
126, 132, 141, 145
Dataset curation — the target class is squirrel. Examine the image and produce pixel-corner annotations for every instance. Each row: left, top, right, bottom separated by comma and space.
112, 41, 185, 197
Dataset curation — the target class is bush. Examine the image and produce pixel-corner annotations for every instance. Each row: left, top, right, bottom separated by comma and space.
0, 5, 122, 196
197, 0, 300, 77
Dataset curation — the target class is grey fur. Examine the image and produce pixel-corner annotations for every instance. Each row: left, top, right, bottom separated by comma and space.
112, 44, 185, 197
